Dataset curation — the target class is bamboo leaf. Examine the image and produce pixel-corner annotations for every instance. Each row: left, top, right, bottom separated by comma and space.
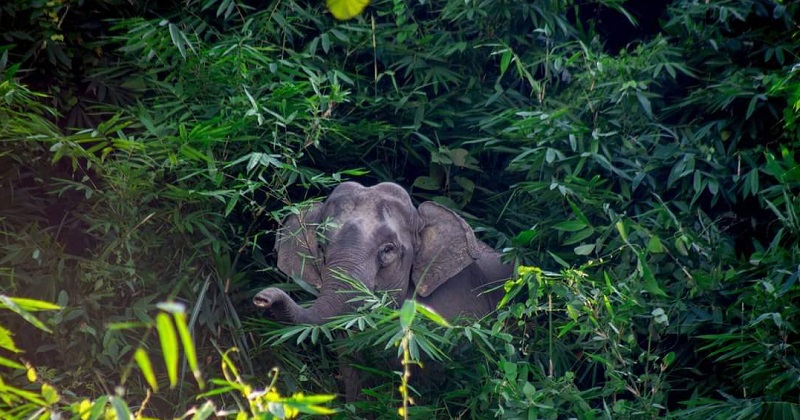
156, 312, 179, 388
134, 348, 159, 391
326, 0, 370, 20
173, 311, 205, 389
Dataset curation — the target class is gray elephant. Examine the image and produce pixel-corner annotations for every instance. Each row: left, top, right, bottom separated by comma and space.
253, 182, 513, 323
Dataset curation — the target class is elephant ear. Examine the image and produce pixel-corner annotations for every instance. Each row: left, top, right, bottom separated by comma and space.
275, 202, 324, 289
412, 201, 480, 297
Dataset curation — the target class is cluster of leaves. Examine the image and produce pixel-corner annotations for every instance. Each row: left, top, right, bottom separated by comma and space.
1, 0, 351, 412
244, 0, 800, 417
0, 295, 335, 418
2, 0, 800, 418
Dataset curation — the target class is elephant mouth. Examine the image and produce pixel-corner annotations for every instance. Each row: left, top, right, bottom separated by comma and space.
252, 289, 273, 308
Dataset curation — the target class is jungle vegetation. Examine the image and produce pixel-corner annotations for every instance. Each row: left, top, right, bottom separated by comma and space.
1, 0, 799, 418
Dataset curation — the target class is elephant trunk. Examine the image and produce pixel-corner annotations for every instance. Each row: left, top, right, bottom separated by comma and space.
282, 288, 349, 325
273, 259, 374, 325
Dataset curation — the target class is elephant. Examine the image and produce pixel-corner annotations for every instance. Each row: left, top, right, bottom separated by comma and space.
253, 181, 514, 324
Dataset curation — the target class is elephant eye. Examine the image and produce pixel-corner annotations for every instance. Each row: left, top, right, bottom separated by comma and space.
378, 243, 398, 266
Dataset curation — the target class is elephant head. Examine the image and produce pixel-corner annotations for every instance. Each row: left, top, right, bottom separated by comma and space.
253, 181, 490, 324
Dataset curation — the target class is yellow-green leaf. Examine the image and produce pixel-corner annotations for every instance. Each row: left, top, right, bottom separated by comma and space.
173, 312, 205, 389
0, 325, 21, 353
0, 355, 25, 370
156, 312, 179, 388
615, 220, 628, 243
647, 236, 665, 253
88, 395, 109, 420
0, 295, 52, 333
134, 348, 159, 391
41, 383, 59, 405
326, 0, 370, 21
6, 297, 61, 312
416, 303, 451, 328
26, 365, 37, 382
4, 383, 47, 406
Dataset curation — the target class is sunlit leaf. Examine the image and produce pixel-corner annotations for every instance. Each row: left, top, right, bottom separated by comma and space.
0, 325, 21, 353
0, 355, 25, 370
416, 303, 451, 327
326, 0, 370, 21
173, 311, 205, 389
23, 363, 36, 384
4, 297, 61, 312
41, 383, 59, 405
134, 348, 159, 391
156, 312, 179, 388
0, 295, 52, 333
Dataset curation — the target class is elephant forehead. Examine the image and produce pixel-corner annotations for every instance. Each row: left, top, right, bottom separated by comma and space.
328, 192, 412, 221
335, 217, 392, 240
326, 200, 411, 239
335, 207, 404, 235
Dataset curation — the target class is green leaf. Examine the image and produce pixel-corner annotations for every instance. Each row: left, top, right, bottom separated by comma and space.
326, 0, 370, 20
400, 300, 416, 329
225, 193, 240, 217
191, 401, 217, 420
168, 23, 186, 59
173, 311, 205, 389
647, 236, 665, 253
87, 395, 108, 420
3, 383, 47, 406
321, 33, 331, 54
109, 396, 132, 420
745, 94, 759, 119
0, 325, 21, 353
637, 255, 667, 297
500, 50, 512, 76
0, 355, 26, 370
107, 321, 148, 330
134, 348, 159, 391
512, 229, 538, 246
574, 244, 595, 255
548, 251, 570, 268
553, 220, 587, 232
413, 176, 441, 191
0, 295, 52, 333
663, 351, 676, 367
567, 199, 590, 226
41, 383, 59, 405
674, 236, 689, 256
416, 303, 451, 327
615, 221, 629, 243
156, 312, 179, 388
4, 297, 61, 312
636, 91, 653, 118
563, 227, 595, 245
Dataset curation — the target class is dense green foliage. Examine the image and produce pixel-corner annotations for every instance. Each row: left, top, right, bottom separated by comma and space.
2, 0, 799, 418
